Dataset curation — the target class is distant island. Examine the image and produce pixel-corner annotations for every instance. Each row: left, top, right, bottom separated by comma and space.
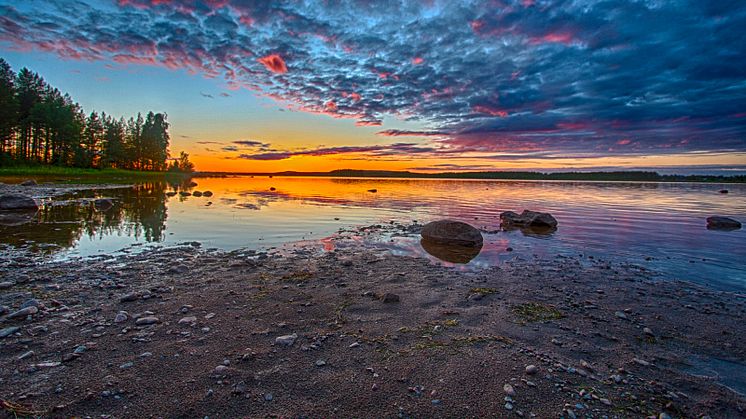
197, 169, 746, 183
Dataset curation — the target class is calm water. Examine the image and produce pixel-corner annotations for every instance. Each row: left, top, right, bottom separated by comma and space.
1, 176, 745, 291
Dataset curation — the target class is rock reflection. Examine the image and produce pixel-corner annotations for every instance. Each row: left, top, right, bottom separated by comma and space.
420, 237, 483, 264
503, 224, 557, 238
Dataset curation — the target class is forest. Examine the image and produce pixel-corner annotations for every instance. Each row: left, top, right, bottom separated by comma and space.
0, 57, 192, 172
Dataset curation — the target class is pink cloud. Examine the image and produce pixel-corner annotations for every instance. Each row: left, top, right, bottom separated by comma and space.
257, 54, 287, 74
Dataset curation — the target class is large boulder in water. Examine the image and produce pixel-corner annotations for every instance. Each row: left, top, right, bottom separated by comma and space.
706, 216, 741, 231
421, 220, 483, 247
0, 194, 38, 211
500, 210, 558, 228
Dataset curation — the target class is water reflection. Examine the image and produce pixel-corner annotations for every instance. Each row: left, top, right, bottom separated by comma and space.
420, 238, 482, 263
0, 176, 744, 291
0, 182, 168, 253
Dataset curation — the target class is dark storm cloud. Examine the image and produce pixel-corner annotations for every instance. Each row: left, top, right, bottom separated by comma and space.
2, 0, 745, 158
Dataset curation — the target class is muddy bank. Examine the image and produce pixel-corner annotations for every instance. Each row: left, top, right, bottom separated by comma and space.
0, 242, 744, 418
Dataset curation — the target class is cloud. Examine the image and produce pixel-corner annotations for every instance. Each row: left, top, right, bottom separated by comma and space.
236, 142, 435, 160
233, 139, 269, 148
257, 53, 287, 74
200, 91, 214, 98
1, 0, 744, 160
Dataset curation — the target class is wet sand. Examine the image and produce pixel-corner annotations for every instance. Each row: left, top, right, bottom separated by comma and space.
1, 240, 744, 418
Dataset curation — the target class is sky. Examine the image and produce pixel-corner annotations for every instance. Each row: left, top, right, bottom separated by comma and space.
1, 0, 745, 174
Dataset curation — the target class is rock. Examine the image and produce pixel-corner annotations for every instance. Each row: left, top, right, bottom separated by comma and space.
719, 189, 728, 194
179, 316, 197, 325
503, 384, 516, 396
706, 216, 741, 230
179, 191, 192, 197
135, 316, 160, 326
188, 181, 198, 187
504, 402, 513, 410
264, 393, 273, 401
0, 281, 14, 289
18, 350, 34, 360
420, 219, 483, 247
643, 327, 654, 336
166, 191, 177, 197
0, 326, 20, 338
120, 362, 134, 369
614, 311, 627, 320
119, 293, 139, 303
525, 365, 539, 375
7, 306, 39, 319
214, 365, 229, 374
192, 191, 203, 197
633, 357, 650, 366
659, 413, 672, 419
20, 299, 40, 309
94, 198, 114, 211
381, 293, 400, 303
349, 342, 360, 348
114, 312, 129, 323
500, 210, 558, 228
20, 179, 37, 186
600, 398, 612, 406
202, 191, 213, 197
367, 189, 377, 193
269, 187, 276, 191
275, 333, 298, 346
315, 359, 327, 367
0, 194, 38, 210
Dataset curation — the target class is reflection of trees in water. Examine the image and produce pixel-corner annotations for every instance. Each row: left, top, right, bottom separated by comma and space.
0, 182, 168, 252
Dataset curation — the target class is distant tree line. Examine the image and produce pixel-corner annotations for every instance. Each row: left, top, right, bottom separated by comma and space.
0, 57, 192, 172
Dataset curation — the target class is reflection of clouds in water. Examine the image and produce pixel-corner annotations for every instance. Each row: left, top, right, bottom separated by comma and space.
235, 203, 260, 210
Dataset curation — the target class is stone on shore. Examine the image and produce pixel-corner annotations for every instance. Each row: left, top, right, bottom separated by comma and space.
0, 194, 38, 210
135, 316, 160, 326
192, 191, 203, 197
6, 306, 39, 319
500, 210, 558, 228
0, 326, 20, 338
420, 219, 483, 247
202, 191, 213, 197
706, 216, 741, 230
275, 333, 298, 346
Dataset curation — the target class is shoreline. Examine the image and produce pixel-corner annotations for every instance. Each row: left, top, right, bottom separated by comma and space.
1, 241, 744, 418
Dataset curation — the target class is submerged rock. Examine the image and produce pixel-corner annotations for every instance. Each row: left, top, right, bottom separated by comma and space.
706, 216, 741, 231
420, 220, 483, 247
0, 194, 38, 210
500, 210, 558, 228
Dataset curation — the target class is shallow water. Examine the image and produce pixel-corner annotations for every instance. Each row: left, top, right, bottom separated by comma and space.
1, 176, 744, 290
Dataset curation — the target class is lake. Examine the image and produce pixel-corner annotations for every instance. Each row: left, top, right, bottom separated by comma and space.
1, 176, 744, 291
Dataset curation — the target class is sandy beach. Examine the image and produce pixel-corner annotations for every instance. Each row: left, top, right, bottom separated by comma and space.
1, 232, 744, 418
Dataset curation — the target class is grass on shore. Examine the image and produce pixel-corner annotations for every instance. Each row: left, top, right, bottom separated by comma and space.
0, 166, 190, 184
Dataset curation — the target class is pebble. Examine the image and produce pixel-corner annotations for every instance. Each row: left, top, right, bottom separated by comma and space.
120, 362, 134, 369
659, 414, 672, 419
505, 402, 513, 410
525, 364, 539, 375
7, 306, 39, 319
349, 342, 360, 348
633, 358, 651, 366
600, 398, 612, 406
275, 333, 298, 347
135, 316, 160, 326
205, 313, 216, 319
179, 316, 197, 325
119, 293, 139, 303
0, 281, 14, 289
315, 359, 327, 367
503, 384, 516, 396
264, 393, 273, 401
644, 327, 654, 336
114, 312, 129, 323
614, 311, 627, 320
0, 326, 20, 338
18, 350, 34, 360
74, 345, 87, 354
